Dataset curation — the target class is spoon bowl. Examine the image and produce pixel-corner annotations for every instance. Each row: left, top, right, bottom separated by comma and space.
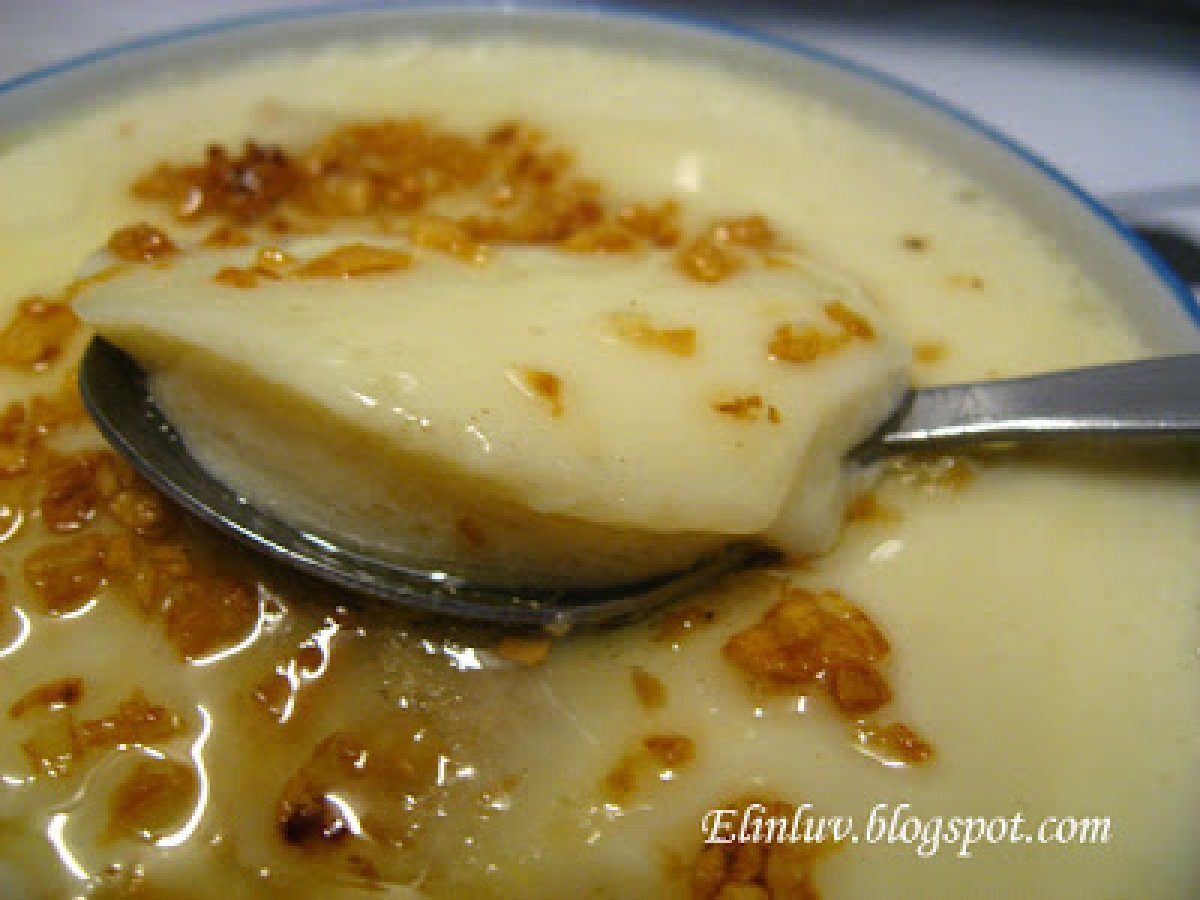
79, 336, 1200, 626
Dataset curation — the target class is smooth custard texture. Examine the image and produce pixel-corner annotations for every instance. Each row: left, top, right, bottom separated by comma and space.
73, 236, 908, 586
0, 39, 1197, 900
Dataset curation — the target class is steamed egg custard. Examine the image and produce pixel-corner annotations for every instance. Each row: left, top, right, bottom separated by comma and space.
1, 37, 1198, 900
74, 234, 909, 588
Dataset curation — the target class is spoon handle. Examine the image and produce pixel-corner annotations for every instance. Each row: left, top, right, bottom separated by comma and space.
878, 353, 1200, 452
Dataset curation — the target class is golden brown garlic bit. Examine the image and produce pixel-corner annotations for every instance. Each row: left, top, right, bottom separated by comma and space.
23, 533, 112, 616
901, 235, 929, 252
512, 367, 564, 417
213, 266, 260, 289
723, 587, 933, 764
163, 575, 258, 661
724, 586, 891, 714
496, 635, 552, 667
765, 324, 831, 365
202, 224, 252, 248
854, 722, 934, 767
455, 515, 488, 547
610, 311, 697, 357
0, 298, 79, 371
3, 371, 261, 655
823, 301, 874, 340
691, 798, 837, 900
914, 339, 948, 364
844, 491, 901, 524
603, 733, 696, 801
130, 119, 783, 284
255, 245, 295, 275
712, 394, 780, 424
133, 141, 298, 223
76, 690, 182, 749
8, 677, 84, 718
40, 451, 108, 533
106, 223, 177, 262
643, 733, 695, 767
408, 212, 488, 263
631, 666, 668, 710
295, 243, 412, 279
676, 215, 778, 284
276, 714, 442, 851
104, 757, 198, 844
0, 294, 251, 640
767, 301, 875, 365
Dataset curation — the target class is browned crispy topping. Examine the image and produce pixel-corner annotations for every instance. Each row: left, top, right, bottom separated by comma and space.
712, 394, 780, 424
723, 586, 891, 714
603, 732, 696, 802
712, 216, 776, 250
513, 367, 563, 417
213, 266, 260, 289
106, 223, 177, 262
40, 453, 105, 533
202, 224, 252, 248
631, 666, 668, 710
163, 575, 258, 661
610, 311, 697, 357
854, 722, 934, 767
602, 753, 641, 801
767, 301, 876, 365
23, 533, 111, 615
76, 690, 182, 749
823, 301, 875, 340
676, 216, 782, 284
131, 119, 776, 283
691, 798, 837, 900
133, 141, 298, 222
104, 757, 198, 843
643, 734, 695, 767
455, 515, 488, 547
9, 677, 84, 718
722, 587, 934, 765
496, 635, 552, 667
618, 200, 681, 247
276, 715, 442, 850
295, 243, 412, 279
766, 324, 830, 365
0, 298, 79, 371
408, 212, 488, 263
677, 233, 743, 283
914, 340, 948, 364
845, 492, 901, 524
250, 670, 294, 724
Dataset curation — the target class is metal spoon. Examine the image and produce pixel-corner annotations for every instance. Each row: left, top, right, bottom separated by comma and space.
78, 338, 1200, 627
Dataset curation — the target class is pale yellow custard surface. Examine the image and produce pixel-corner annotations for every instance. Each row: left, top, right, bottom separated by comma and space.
73, 236, 908, 586
0, 39, 1197, 900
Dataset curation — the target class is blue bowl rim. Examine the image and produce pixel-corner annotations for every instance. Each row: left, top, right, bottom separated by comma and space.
2, 0, 1195, 327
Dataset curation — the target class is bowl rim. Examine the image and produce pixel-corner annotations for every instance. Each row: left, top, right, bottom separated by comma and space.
2, 0, 1195, 329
